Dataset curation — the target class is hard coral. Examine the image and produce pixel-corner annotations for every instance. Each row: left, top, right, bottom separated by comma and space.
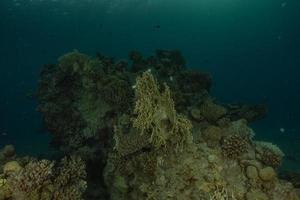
8, 159, 54, 199
113, 125, 151, 157
221, 134, 248, 159
2, 145, 15, 159
202, 126, 222, 147
200, 99, 227, 122
37, 49, 298, 200
5, 156, 86, 200
132, 71, 192, 149
209, 187, 237, 200
52, 156, 87, 200
58, 50, 90, 73
224, 119, 255, 140
100, 76, 133, 110
255, 141, 285, 168
3, 161, 22, 176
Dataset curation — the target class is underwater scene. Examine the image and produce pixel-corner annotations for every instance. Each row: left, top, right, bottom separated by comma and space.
0, 0, 300, 199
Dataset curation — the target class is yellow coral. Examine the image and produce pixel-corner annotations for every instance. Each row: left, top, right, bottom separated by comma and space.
210, 187, 237, 200
132, 71, 192, 149
132, 70, 162, 135
0, 178, 6, 187
0, 178, 12, 200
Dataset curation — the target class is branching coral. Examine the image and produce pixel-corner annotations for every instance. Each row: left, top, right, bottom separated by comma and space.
132, 70, 192, 149
52, 156, 87, 200
209, 187, 237, 200
5, 156, 86, 200
220, 120, 254, 159
255, 141, 285, 168
7, 159, 54, 199
221, 134, 248, 159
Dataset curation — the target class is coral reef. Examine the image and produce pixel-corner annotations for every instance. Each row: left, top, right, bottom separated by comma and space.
32, 49, 297, 199
103, 72, 299, 200
0, 155, 86, 200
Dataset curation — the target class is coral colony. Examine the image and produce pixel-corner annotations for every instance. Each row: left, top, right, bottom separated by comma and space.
0, 50, 299, 200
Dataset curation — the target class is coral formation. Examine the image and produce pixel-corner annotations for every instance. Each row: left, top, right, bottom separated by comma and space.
199, 99, 227, 122
1, 145, 15, 159
8, 160, 54, 199
132, 71, 192, 149
0, 155, 86, 200
3, 161, 22, 176
209, 187, 237, 200
221, 134, 249, 159
255, 141, 285, 168
30, 49, 298, 199
113, 122, 151, 157
103, 72, 298, 200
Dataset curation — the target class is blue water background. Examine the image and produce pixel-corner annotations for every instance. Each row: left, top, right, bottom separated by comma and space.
0, 0, 299, 169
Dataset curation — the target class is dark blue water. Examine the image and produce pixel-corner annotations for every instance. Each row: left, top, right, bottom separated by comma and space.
0, 0, 300, 169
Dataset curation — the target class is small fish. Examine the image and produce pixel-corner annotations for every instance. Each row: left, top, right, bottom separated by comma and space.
279, 128, 285, 133
154, 25, 160, 29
